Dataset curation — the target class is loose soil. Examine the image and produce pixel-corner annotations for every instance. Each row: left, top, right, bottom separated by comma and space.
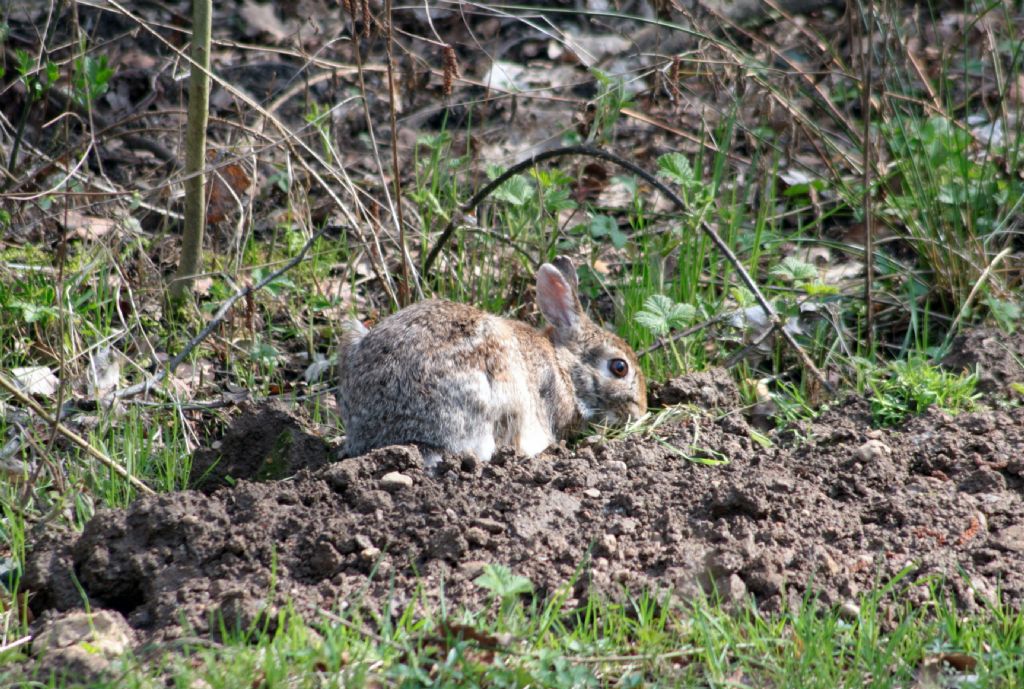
24, 329, 1024, 647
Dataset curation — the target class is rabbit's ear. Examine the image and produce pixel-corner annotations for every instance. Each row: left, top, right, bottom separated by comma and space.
537, 261, 583, 336
550, 256, 579, 293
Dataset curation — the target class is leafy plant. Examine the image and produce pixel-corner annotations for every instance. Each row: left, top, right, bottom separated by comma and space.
635, 294, 698, 336
475, 564, 533, 617
475, 564, 533, 600
586, 69, 635, 144
72, 54, 114, 108
305, 101, 335, 164
586, 214, 627, 248
14, 48, 57, 101
880, 115, 1023, 317
770, 256, 819, 286
635, 294, 698, 371
488, 168, 534, 206
869, 358, 981, 427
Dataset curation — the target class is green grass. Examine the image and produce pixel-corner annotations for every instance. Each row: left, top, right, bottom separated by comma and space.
2, 0, 1024, 684
9, 575, 1023, 688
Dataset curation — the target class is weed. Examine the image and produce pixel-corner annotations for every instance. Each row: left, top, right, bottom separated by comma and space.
869, 358, 981, 427
71, 54, 114, 108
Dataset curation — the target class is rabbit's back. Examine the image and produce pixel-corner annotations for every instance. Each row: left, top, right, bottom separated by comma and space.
338, 300, 573, 461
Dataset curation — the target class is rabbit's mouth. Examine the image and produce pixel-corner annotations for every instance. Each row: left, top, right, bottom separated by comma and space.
593, 401, 645, 427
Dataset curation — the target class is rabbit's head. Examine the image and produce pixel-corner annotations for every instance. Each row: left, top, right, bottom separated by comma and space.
536, 257, 647, 428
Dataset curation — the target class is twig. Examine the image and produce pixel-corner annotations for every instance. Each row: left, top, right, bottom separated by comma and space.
99, 0, 401, 309
0, 372, 156, 496
114, 225, 332, 400
722, 319, 780, 369
0, 635, 32, 654
640, 316, 728, 357
385, 0, 413, 305
858, 0, 876, 352
423, 144, 832, 392
940, 246, 1012, 355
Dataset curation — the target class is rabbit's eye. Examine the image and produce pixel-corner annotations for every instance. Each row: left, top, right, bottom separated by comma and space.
608, 358, 629, 378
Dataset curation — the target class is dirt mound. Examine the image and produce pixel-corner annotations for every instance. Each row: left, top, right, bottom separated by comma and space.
24, 364, 1024, 643
941, 327, 1024, 397
189, 400, 334, 491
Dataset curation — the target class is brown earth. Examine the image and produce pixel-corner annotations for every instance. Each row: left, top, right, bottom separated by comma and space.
23, 330, 1024, 646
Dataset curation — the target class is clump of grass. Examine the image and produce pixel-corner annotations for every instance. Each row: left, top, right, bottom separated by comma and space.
13, 571, 1024, 688
868, 357, 981, 427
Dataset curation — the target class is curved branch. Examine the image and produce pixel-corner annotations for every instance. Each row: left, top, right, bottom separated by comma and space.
424, 144, 831, 391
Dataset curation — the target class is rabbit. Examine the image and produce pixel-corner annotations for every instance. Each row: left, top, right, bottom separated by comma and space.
336, 256, 647, 466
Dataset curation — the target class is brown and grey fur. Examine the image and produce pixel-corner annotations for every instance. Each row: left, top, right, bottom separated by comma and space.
337, 257, 646, 464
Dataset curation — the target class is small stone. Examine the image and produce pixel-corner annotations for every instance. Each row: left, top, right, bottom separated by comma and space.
583, 488, 602, 499
606, 460, 628, 473
465, 527, 489, 547
594, 533, 618, 558
821, 552, 841, 576
360, 546, 381, 561
854, 439, 891, 462
380, 471, 413, 491
308, 541, 343, 574
34, 609, 134, 657
473, 518, 505, 534
610, 518, 638, 535
994, 524, 1024, 552
839, 601, 861, 620
975, 511, 988, 532
459, 560, 488, 578
428, 526, 468, 560
717, 574, 747, 604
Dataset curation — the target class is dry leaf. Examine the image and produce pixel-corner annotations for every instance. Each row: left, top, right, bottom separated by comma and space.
193, 276, 214, 296
240, 0, 289, 42
61, 210, 118, 241
11, 366, 58, 396
206, 153, 252, 224
935, 652, 977, 672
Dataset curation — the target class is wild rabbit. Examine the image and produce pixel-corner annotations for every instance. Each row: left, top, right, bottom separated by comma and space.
337, 257, 646, 465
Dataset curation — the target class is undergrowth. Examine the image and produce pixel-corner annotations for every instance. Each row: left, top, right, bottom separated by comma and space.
1, 0, 1023, 684
7, 569, 1023, 688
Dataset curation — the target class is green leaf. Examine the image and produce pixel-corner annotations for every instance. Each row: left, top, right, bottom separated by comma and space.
10, 299, 58, 324
474, 564, 533, 598
249, 341, 280, 365
986, 297, 1021, 332
770, 256, 818, 284
635, 294, 697, 336
588, 215, 627, 248
252, 267, 295, 296
542, 187, 577, 214
657, 153, 694, 186
489, 173, 534, 206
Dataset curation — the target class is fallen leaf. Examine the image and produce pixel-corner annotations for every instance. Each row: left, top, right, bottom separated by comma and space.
11, 366, 58, 396
935, 652, 977, 672
206, 153, 252, 224
61, 210, 118, 241
240, 0, 289, 42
